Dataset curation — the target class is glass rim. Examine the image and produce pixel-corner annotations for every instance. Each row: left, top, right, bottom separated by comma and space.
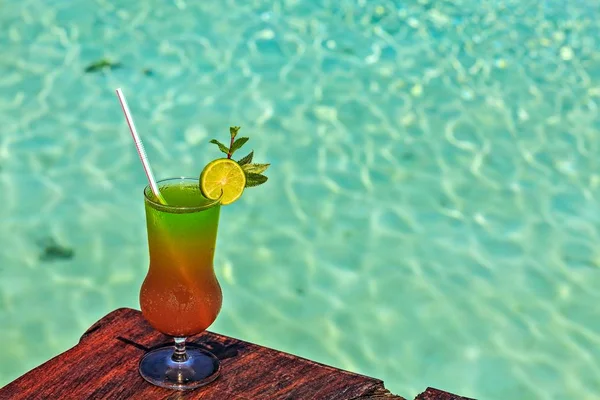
143, 177, 222, 212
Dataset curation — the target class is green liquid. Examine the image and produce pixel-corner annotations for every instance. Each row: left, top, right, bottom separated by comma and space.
148, 182, 215, 208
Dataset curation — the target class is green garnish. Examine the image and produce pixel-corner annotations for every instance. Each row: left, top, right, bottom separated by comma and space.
208, 126, 270, 188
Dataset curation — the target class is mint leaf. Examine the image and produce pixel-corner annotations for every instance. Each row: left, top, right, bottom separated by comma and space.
242, 163, 270, 174
238, 151, 254, 166
207, 125, 270, 191
209, 139, 229, 154
245, 173, 268, 187
230, 126, 241, 139
230, 137, 249, 154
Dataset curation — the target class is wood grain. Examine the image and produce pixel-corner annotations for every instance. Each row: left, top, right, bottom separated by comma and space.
0, 308, 402, 400
0, 308, 473, 400
415, 387, 476, 400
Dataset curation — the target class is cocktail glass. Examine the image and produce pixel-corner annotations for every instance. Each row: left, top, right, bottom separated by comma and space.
138, 177, 223, 390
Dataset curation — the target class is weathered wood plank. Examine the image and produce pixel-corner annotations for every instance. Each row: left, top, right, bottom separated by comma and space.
415, 387, 476, 400
0, 308, 404, 400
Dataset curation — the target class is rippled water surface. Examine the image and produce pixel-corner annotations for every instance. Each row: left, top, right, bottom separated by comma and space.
1, 0, 600, 398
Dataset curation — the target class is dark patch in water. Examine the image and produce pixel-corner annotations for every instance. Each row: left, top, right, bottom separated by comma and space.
84, 58, 123, 73
401, 152, 415, 161
38, 237, 74, 261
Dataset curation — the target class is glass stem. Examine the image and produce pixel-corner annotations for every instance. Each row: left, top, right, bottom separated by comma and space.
171, 337, 189, 363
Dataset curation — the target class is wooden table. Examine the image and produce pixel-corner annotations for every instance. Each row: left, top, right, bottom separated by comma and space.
0, 308, 474, 399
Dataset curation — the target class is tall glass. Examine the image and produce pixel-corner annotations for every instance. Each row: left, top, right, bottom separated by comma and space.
139, 177, 223, 390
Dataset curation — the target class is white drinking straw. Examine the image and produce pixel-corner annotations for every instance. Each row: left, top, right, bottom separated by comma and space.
115, 88, 167, 205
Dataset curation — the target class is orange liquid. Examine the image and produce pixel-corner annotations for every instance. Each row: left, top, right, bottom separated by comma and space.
140, 181, 222, 337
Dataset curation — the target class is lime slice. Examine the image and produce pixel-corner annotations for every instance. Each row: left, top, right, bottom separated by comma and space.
200, 158, 246, 205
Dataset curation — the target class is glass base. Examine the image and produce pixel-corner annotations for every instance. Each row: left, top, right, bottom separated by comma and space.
139, 344, 220, 390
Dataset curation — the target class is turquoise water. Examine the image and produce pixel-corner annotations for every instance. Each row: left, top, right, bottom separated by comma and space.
1, 0, 600, 398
